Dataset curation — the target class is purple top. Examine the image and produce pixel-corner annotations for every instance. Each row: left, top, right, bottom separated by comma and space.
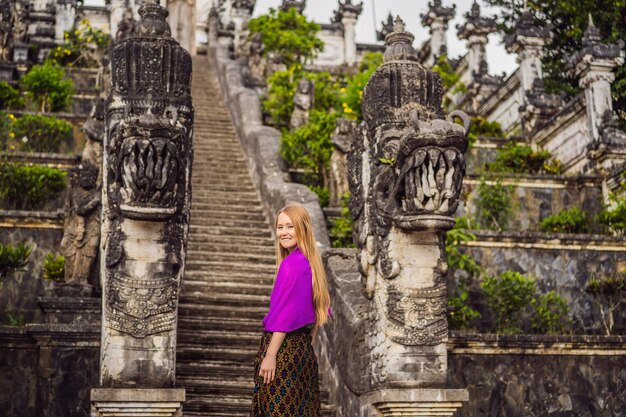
262, 247, 317, 332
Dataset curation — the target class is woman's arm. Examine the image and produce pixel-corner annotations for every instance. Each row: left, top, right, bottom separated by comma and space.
259, 331, 286, 385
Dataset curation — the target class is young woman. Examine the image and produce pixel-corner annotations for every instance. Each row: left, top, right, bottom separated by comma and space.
250, 204, 332, 417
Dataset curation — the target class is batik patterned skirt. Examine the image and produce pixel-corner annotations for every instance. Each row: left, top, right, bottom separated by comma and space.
250, 326, 321, 417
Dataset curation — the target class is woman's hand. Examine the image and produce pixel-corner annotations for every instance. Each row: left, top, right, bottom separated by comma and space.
259, 353, 277, 385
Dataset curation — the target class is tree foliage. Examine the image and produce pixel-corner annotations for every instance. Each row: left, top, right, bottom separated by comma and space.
486, 0, 626, 124
48, 19, 110, 68
20, 61, 74, 112
0, 242, 32, 286
248, 7, 324, 69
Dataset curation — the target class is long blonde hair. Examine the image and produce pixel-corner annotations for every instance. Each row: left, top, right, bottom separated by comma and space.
275, 204, 331, 327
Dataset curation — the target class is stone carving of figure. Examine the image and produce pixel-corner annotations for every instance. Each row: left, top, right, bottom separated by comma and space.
116, 7, 135, 40
290, 78, 314, 129
59, 100, 104, 287
0, 0, 16, 62
246, 32, 266, 85
60, 160, 101, 285
329, 117, 355, 206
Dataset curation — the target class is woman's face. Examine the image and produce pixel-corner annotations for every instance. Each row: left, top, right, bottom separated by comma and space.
276, 212, 298, 252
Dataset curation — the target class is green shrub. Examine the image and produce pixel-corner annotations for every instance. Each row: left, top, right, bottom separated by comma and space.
475, 178, 512, 231
20, 61, 74, 112
11, 114, 73, 153
0, 162, 67, 210
586, 272, 626, 335
0, 82, 24, 110
467, 116, 503, 147
448, 290, 481, 331
48, 19, 110, 68
340, 52, 383, 122
309, 185, 329, 208
0, 242, 33, 285
597, 189, 626, 236
531, 290, 572, 334
446, 216, 481, 276
329, 193, 355, 248
2, 312, 25, 327
0, 111, 13, 150
43, 253, 65, 282
263, 68, 298, 129
481, 271, 536, 333
280, 109, 338, 186
487, 141, 556, 174
432, 54, 467, 111
248, 7, 324, 69
539, 207, 589, 234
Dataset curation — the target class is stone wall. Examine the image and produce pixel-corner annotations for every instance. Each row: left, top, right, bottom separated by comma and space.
448, 333, 626, 417
0, 212, 66, 323
0, 325, 99, 417
209, 43, 330, 247
460, 174, 605, 232
453, 232, 626, 334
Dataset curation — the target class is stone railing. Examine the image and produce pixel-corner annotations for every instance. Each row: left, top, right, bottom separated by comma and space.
208, 43, 330, 247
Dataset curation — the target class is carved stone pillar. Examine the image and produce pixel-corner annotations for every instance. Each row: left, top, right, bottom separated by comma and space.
572, 16, 625, 142
167, 0, 197, 55
109, 0, 126, 41
92, 0, 192, 414
55, 0, 76, 43
420, 0, 455, 66
456, 1, 501, 112
280, 0, 305, 14
334, 0, 362, 66
349, 16, 469, 416
230, 0, 254, 58
503, 8, 556, 135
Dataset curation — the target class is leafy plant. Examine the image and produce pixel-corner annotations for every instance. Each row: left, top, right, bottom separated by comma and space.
446, 216, 481, 276
43, 253, 65, 282
467, 116, 503, 147
340, 52, 383, 122
432, 54, 467, 110
531, 290, 572, 334
0, 82, 24, 110
486, 141, 556, 174
539, 207, 589, 234
597, 185, 626, 236
0, 162, 67, 210
329, 193, 355, 248
2, 312, 25, 327
48, 19, 110, 68
20, 61, 74, 112
11, 114, 73, 153
586, 271, 626, 335
481, 271, 536, 333
475, 178, 513, 231
0, 242, 33, 286
263, 68, 299, 129
309, 185, 329, 208
0, 111, 14, 151
448, 290, 481, 331
280, 109, 339, 187
248, 7, 324, 69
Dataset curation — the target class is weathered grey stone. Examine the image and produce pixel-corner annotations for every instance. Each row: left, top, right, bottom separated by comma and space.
91, 388, 185, 417
329, 117, 356, 207
99, 0, 193, 389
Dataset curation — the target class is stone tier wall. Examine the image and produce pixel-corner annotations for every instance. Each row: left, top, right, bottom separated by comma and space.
453, 231, 626, 333
0, 212, 67, 323
460, 174, 605, 233
318, 249, 626, 417
0, 324, 100, 417
208, 42, 329, 247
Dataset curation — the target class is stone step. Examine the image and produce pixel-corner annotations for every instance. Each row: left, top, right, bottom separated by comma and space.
188, 225, 271, 238
187, 209, 266, 222
186, 250, 275, 264
190, 201, 264, 211
186, 241, 273, 255
180, 293, 269, 311
188, 217, 269, 230
178, 302, 267, 318
178, 314, 266, 332
177, 345, 258, 364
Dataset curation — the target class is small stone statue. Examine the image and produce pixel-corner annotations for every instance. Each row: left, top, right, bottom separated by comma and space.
329, 117, 356, 206
0, 0, 15, 62
60, 160, 101, 285
290, 78, 314, 129
246, 32, 266, 85
116, 7, 135, 40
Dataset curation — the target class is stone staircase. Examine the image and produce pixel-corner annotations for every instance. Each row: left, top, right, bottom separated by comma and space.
176, 55, 337, 417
